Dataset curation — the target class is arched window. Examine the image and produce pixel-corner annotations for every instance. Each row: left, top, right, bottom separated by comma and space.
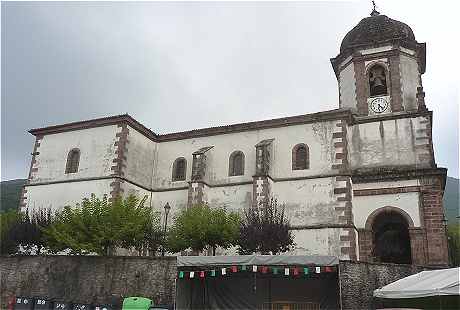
172, 157, 187, 181
292, 144, 309, 170
65, 149, 80, 174
229, 151, 245, 176
371, 210, 412, 264
368, 64, 388, 97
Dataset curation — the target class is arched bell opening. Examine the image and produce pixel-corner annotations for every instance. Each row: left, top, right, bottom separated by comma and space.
371, 210, 412, 264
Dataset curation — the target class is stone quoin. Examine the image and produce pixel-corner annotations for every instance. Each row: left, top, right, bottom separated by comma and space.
20, 10, 449, 266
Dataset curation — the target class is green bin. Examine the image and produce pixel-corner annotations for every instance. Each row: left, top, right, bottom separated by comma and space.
122, 297, 153, 310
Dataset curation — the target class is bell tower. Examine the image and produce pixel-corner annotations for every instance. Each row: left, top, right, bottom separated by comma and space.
330, 9, 427, 116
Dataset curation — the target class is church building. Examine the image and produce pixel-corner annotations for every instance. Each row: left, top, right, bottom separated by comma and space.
20, 10, 449, 266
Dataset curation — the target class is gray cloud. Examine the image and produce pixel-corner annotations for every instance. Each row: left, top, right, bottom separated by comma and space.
2, 1, 458, 180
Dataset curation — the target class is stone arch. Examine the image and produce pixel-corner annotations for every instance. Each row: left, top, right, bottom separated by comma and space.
292, 143, 309, 170
365, 206, 415, 230
365, 61, 390, 76
229, 150, 245, 176
366, 62, 390, 97
65, 148, 80, 174
366, 206, 414, 264
172, 157, 187, 181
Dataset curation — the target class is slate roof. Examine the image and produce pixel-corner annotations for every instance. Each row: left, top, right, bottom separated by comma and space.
340, 13, 416, 53
28, 109, 353, 142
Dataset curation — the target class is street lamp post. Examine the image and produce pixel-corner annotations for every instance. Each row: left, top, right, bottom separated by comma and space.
162, 202, 171, 256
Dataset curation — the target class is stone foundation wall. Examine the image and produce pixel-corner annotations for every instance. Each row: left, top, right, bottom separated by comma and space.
0, 255, 176, 308
339, 260, 430, 310
1, 256, 435, 310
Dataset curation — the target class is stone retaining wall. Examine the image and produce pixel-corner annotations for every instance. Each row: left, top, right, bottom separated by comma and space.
1, 256, 433, 309
0, 255, 176, 308
339, 260, 430, 310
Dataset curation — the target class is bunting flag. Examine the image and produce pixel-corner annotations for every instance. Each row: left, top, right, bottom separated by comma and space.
178, 264, 336, 280
293, 267, 299, 276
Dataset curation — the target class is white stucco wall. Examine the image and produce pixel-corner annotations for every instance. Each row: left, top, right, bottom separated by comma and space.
353, 179, 420, 190
122, 181, 189, 228
214, 227, 346, 257
348, 117, 429, 169
271, 177, 340, 226
290, 228, 341, 256
124, 126, 157, 189
153, 121, 338, 190
31, 126, 118, 183
339, 62, 357, 110
205, 184, 253, 212
121, 180, 153, 208
23, 179, 113, 212
153, 189, 189, 224
353, 192, 421, 229
400, 54, 421, 111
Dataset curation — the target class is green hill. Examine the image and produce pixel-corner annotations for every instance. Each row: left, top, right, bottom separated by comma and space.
444, 176, 459, 224
0, 179, 26, 212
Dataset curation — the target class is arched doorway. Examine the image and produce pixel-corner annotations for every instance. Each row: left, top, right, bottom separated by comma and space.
371, 210, 412, 264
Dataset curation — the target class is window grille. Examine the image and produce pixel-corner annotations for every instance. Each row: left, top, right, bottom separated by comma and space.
172, 157, 187, 181
229, 151, 245, 176
292, 144, 309, 170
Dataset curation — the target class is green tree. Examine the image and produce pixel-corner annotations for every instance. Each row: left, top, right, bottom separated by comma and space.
44, 194, 161, 256
0, 208, 53, 255
115, 195, 163, 255
447, 223, 460, 267
167, 204, 240, 255
14, 208, 53, 254
207, 208, 241, 255
0, 210, 20, 254
144, 215, 164, 256
238, 198, 295, 255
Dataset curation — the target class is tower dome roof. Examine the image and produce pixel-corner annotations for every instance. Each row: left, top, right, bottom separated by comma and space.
340, 12, 416, 53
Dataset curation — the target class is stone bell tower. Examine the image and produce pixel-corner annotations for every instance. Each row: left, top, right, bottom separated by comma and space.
330, 9, 427, 116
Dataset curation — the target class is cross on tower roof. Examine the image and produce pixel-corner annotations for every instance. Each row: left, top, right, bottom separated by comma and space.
371, 0, 380, 16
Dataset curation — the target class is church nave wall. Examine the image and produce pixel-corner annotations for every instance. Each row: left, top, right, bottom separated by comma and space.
28, 125, 119, 184
21, 179, 113, 213
152, 120, 338, 189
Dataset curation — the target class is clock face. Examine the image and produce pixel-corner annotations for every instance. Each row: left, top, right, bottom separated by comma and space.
370, 97, 389, 113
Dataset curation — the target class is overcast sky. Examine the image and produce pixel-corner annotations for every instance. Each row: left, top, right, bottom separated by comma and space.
2, 1, 459, 181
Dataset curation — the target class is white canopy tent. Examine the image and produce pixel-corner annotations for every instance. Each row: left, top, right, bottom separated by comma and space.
374, 268, 460, 299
